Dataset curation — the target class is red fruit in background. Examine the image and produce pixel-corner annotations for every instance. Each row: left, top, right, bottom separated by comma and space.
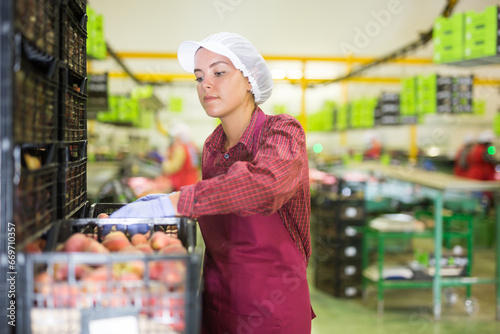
64, 233, 91, 252
97, 213, 109, 218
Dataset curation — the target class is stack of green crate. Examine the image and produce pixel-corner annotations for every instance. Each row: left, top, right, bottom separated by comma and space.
433, 13, 465, 63
416, 74, 437, 117
97, 95, 118, 123
336, 104, 349, 131
350, 99, 363, 128
360, 97, 377, 128
494, 111, 500, 136
308, 101, 335, 132
87, 7, 107, 60
400, 77, 417, 120
97, 95, 139, 124
473, 99, 486, 115
464, 5, 499, 60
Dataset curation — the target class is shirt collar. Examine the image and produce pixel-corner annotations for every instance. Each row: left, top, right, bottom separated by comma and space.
207, 106, 261, 153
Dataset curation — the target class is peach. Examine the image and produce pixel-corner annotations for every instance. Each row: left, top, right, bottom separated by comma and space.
64, 233, 91, 252
131, 233, 148, 246
104, 231, 128, 241
160, 262, 186, 285
149, 231, 179, 251
103, 237, 131, 252
82, 266, 114, 293
158, 244, 187, 255
51, 283, 79, 308
34, 272, 52, 294
24, 241, 42, 253
135, 243, 154, 254
148, 261, 185, 285
53, 263, 93, 281
97, 213, 109, 218
85, 238, 110, 253
113, 259, 145, 278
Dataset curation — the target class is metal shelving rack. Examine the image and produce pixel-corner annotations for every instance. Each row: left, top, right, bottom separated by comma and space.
355, 162, 500, 320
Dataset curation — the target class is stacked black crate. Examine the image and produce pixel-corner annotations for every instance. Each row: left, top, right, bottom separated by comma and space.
377, 92, 401, 126
58, 0, 88, 219
314, 178, 366, 298
6, 0, 61, 248
436, 75, 453, 113
1, 1, 61, 331
452, 75, 473, 113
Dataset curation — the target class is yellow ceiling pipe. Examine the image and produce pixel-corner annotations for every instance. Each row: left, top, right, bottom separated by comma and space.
101, 71, 500, 86
111, 51, 433, 65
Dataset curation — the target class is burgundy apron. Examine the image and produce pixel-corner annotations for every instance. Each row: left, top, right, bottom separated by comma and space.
198, 111, 313, 334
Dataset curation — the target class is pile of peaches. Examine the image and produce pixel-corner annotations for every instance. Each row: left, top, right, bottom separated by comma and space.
32, 227, 190, 331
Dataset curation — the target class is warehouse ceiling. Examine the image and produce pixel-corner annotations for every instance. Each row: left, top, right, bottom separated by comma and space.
89, 0, 497, 58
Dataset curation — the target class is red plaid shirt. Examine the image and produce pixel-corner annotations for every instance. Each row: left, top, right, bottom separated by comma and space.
178, 107, 311, 263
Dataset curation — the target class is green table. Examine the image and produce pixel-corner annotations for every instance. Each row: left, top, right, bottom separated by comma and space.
353, 162, 500, 320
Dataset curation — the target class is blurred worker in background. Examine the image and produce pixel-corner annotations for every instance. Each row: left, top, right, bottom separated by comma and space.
466, 130, 497, 181
111, 32, 314, 333
162, 123, 200, 191
363, 131, 382, 160
453, 132, 475, 177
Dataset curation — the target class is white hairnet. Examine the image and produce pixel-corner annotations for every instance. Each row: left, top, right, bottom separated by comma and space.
170, 122, 191, 143
477, 130, 495, 144
177, 32, 273, 105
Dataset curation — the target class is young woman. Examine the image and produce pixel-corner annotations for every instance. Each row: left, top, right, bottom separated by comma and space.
111, 32, 315, 333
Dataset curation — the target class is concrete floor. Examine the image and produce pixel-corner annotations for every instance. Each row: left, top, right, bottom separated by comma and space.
309, 248, 499, 334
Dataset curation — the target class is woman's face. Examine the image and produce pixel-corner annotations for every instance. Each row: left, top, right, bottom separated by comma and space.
194, 48, 253, 119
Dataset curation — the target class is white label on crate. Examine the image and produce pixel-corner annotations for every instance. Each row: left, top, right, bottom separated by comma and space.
345, 207, 358, 218
89, 316, 139, 334
345, 226, 357, 237
344, 246, 357, 257
345, 265, 357, 276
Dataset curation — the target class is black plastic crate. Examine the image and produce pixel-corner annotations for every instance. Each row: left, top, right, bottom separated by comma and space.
316, 259, 363, 281
338, 179, 365, 200
17, 248, 201, 334
315, 271, 362, 298
13, 64, 59, 144
15, 0, 60, 57
315, 220, 363, 240
63, 0, 87, 18
314, 240, 363, 261
337, 200, 366, 221
58, 142, 87, 219
60, 79, 87, 142
13, 144, 58, 245
62, 7, 87, 78
86, 203, 197, 251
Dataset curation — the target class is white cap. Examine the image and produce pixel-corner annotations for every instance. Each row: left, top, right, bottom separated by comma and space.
177, 32, 273, 105
170, 122, 191, 143
478, 130, 495, 144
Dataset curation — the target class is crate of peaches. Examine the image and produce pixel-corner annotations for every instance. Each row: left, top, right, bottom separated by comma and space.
17, 214, 201, 334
